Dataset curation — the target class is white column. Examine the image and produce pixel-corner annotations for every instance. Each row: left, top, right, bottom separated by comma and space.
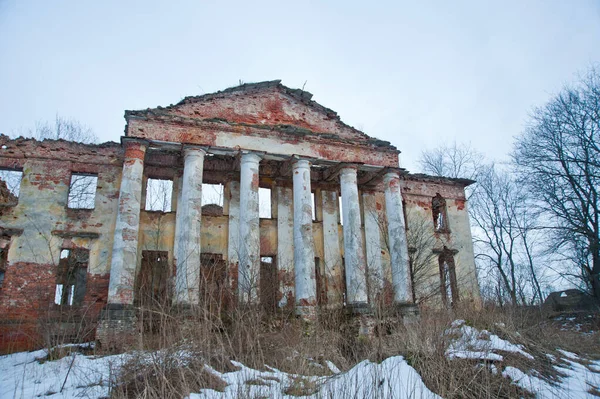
276, 186, 295, 308
363, 191, 384, 301
174, 146, 205, 305
292, 159, 317, 313
238, 152, 261, 303
107, 139, 147, 305
340, 166, 368, 308
322, 190, 344, 306
383, 171, 412, 303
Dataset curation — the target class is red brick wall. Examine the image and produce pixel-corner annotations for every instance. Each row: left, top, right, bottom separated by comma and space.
0, 136, 121, 353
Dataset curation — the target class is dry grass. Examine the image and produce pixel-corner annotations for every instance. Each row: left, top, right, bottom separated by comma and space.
99, 300, 600, 398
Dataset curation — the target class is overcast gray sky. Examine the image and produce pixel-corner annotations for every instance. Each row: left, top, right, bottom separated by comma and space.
1, 0, 599, 171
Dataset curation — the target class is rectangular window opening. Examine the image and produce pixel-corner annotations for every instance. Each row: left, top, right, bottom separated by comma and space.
311, 192, 316, 221
0, 245, 7, 289
260, 256, 276, 312
338, 195, 344, 225
145, 178, 173, 212
199, 253, 227, 314
0, 169, 23, 205
136, 250, 169, 309
259, 187, 272, 219
432, 193, 448, 232
54, 248, 89, 306
202, 183, 224, 206
439, 250, 459, 307
68, 173, 98, 209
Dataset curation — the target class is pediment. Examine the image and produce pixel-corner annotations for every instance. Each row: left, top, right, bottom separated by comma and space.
126, 80, 390, 146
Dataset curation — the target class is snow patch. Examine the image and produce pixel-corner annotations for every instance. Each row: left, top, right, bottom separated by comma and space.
445, 319, 534, 361
191, 356, 441, 398
0, 347, 127, 399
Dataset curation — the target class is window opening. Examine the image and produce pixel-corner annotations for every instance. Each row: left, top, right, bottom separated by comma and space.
432, 193, 448, 232
202, 183, 224, 206
402, 200, 408, 231
0, 169, 23, 205
136, 250, 169, 311
438, 249, 459, 307
68, 173, 98, 209
260, 256, 277, 312
311, 192, 316, 221
338, 196, 344, 225
200, 253, 228, 314
315, 257, 327, 305
0, 240, 8, 288
145, 178, 173, 211
259, 187, 271, 218
54, 248, 89, 306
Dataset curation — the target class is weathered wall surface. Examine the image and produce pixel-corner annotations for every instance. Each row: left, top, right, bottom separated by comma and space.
125, 83, 399, 167
0, 136, 122, 352
0, 83, 481, 352
401, 177, 481, 306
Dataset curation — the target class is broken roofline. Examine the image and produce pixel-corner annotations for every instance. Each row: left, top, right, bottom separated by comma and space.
406, 173, 476, 188
123, 80, 398, 152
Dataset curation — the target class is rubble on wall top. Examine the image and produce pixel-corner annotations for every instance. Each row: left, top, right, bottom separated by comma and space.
406, 173, 475, 187
0, 134, 123, 164
0, 134, 120, 149
124, 80, 397, 152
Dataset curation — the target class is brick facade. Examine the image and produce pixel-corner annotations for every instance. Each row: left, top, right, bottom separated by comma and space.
0, 81, 480, 353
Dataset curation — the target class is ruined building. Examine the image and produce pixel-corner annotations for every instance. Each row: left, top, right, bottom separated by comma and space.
0, 81, 480, 352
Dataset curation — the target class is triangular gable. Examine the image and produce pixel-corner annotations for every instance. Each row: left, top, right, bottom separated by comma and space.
126, 80, 388, 146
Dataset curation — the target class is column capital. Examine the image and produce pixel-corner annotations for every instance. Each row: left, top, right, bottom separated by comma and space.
383, 170, 401, 182
292, 158, 312, 170
339, 165, 359, 178
182, 145, 207, 158
122, 138, 149, 160
121, 137, 149, 148
240, 151, 263, 164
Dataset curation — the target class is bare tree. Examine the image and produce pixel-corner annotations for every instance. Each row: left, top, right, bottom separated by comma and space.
470, 164, 546, 306
405, 212, 439, 303
418, 141, 484, 180
513, 67, 600, 300
34, 115, 97, 144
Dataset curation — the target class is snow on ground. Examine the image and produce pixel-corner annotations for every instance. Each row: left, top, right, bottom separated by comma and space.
0, 347, 439, 399
446, 319, 600, 398
2, 320, 599, 399
190, 356, 441, 399
0, 345, 127, 399
503, 356, 600, 399
445, 319, 534, 361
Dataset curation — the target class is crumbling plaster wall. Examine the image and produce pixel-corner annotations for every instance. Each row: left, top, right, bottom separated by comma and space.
0, 136, 122, 351
125, 84, 399, 168
0, 82, 482, 351
401, 178, 481, 306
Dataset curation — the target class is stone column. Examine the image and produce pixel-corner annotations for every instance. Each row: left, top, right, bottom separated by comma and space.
276, 185, 295, 308
292, 159, 317, 315
98, 139, 147, 348
107, 139, 148, 306
340, 166, 369, 309
238, 152, 261, 303
383, 171, 412, 304
322, 190, 344, 307
362, 191, 384, 301
173, 146, 205, 305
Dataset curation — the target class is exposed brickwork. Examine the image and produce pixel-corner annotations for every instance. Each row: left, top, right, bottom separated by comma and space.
0, 136, 122, 353
0, 82, 480, 352
125, 82, 399, 167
